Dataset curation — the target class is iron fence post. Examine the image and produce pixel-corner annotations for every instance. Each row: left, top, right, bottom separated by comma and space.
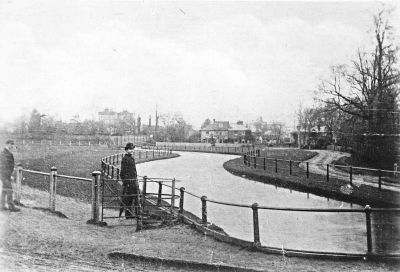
275, 159, 278, 173
263, 157, 266, 171
289, 160, 292, 175
15, 163, 23, 205
378, 170, 382, 190
252, 203, 261, 247
201, 196, 208, 226
179, 187, 185, 219
171, 178, 176, 211
350, 167, 353, 186
306, 162, 309, 178
142, 176, 147, 208
157, 181, 162, 206
91, 171, 101, 223
49, 167, 57, 212
365, 205, 372, 254
326, 164, 330, 182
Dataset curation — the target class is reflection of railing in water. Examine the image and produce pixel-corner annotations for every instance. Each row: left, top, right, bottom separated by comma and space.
99, 150, 400, 259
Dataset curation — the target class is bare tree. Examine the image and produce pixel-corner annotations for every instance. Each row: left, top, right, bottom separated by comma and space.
318, 10, 400, 167
320, 10, 399, 131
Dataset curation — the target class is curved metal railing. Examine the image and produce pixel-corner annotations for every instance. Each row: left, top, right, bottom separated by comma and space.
98, 149, 400, 259
243, 149, 400, 190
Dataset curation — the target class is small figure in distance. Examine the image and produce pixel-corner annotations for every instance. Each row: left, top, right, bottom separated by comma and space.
0, 140, 20, 212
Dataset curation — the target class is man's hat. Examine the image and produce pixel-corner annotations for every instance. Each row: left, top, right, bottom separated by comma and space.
124, 142, 135, 150
6, 140, 14, 145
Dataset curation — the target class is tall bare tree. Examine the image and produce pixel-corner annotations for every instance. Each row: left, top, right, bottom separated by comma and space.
319, 10, 400, 167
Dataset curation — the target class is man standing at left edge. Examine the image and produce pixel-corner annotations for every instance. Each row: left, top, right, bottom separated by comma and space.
0, 140, 20, 212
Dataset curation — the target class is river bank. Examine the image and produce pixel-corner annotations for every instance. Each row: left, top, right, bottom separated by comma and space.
223, 157, 400, 208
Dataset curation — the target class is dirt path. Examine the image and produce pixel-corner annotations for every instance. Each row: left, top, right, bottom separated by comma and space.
300, 150, 400, 192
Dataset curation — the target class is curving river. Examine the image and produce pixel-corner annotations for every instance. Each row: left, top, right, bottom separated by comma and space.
137, 151, 400, 254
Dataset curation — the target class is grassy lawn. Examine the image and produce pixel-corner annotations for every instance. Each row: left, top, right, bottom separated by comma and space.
260, 148, 317, 161
17, 145, 177, 203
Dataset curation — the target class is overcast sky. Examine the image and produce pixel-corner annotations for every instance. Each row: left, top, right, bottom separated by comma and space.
1, 1, 399, 129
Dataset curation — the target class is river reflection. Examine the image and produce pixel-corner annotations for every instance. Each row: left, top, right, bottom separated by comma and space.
137, 152, 400, 254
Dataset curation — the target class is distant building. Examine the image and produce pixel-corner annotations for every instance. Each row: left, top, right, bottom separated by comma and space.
118, 110, 134, 121
98, 108, 118, 125
200, 120, 251, 143
98, 108, 134, 125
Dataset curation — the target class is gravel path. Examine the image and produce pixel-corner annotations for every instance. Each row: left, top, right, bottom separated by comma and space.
299, 150, 400, 192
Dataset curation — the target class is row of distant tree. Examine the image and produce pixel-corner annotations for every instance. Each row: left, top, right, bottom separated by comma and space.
296, 10, 399, 169
8, 108, 198, 143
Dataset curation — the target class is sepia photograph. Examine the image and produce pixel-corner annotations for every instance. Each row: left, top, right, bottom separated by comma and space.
0, 0, 399, 271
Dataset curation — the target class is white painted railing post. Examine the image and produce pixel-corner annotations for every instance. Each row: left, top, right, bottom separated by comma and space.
91, 171, 101, 223
49, 167, 57, 211
15, 163, 23, 205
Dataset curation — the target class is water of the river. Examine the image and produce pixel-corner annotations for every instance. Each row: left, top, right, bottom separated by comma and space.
137, 152, 400, 254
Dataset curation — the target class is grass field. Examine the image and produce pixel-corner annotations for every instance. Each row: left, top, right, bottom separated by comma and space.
260, 148, 317, 161
17, 145, 178, 203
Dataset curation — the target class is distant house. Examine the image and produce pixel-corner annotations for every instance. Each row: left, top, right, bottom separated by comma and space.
98, 108, 134, 125
98, 108, 136, 134
200, 120, 251, 143
291, 125, 331, 148
98, 108, 118, 125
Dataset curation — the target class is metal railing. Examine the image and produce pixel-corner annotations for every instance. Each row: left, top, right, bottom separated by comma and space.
144, 143, 399, 190
14, 165, 92, 213
243, 150, 400, 190
143, 143, 253, 155
96, 150, 400, 258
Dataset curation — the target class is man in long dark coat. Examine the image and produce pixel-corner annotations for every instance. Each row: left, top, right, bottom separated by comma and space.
119, 142, 139, 218
0, 140, 20, 212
